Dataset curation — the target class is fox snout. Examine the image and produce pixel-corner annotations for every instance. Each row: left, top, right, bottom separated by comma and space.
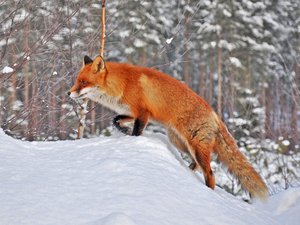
68, 86, 80, 99
68, 90, 80, 99
68, 86, 95, 100
68, 84, 82, 99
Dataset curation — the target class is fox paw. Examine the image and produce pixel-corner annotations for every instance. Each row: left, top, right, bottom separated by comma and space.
189, 162, 198, 171
113, 116, 132, 135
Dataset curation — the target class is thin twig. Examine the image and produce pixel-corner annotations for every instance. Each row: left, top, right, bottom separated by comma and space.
77, 0, 106, 139
99, 0, 106, 57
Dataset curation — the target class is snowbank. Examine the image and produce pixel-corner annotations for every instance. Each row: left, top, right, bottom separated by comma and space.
2, 66, 13, 73
255, 187, 300, 225
0, 129, 298, 225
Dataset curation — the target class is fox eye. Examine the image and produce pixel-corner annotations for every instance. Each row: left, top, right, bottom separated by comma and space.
80, 80, 88, 86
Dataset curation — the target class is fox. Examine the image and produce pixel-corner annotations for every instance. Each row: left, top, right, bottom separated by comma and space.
68, 55, 269, 200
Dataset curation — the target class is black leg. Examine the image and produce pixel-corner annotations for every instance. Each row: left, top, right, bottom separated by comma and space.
113, 114, 148, 136
189, 161, 197, 171
132, 118, 146, 136
113, 115, 133, 135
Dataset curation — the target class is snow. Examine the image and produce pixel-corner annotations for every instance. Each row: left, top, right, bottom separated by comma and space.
133, 39, 146, 48
228, 117, 249, 126
256, 188, 300, 225
166, 37, 174, 44
12, 100, 23, 111
0, 38, 16, 48
0, 129, 298, 225
2, 66, 14, 74
219, 40, 236, 51
143, 33, 161, 44
119, 30, 130, 38
282, 140, 290, 146
223, 9, 232, 17
229, 57, 243, 68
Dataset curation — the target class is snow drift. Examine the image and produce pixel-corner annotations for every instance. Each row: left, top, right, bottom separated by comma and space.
0, 129, 298, 225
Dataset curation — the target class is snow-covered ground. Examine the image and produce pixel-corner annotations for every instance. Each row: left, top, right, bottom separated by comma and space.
0, 129, 299, 225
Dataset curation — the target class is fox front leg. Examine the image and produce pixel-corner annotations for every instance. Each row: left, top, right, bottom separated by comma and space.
132, 118, 146, 136
113, 115, 134, 135
131, 111, 149, 136
113, 113, 148, 136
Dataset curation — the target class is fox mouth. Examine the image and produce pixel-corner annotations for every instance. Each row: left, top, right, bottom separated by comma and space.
69, 87, 103, 102
76, 93, 88, 99
69, 92, 87, 100
69, 87, 93, 99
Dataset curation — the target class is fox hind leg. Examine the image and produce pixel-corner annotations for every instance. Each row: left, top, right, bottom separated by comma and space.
167, 128, 199, 171
193, 142, 215, 189
188, 161, 197, 170
168, 124, 216, 189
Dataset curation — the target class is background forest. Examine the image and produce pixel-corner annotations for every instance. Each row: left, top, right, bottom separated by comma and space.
0, 0, 299, 197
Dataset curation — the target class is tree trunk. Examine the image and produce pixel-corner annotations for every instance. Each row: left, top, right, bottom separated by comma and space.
245, 54, 251, 89
228, 70, 235, 119
274, 78, 280, 137
59, 77, 67, 140
50, 69, 57, 138
10, 50, 17, 114
217, 44, 223, 118
260, 82, 266, 139
27, 62, 38, 141
24, 21, 30, 110
198, 62, 205, 97
90, 101, 96, 135
183, 16, 190, 87
264, 84, 272, 139
24, 21, 30, 139
207, 49, 213, 105
140, 49, 147, 66
292, 62, 299, 148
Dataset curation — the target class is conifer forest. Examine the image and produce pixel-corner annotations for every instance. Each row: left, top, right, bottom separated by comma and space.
0, 0, 299, 194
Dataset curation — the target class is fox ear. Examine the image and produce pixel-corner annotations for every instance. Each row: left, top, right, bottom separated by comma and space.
91, 55, 105, 73
83, 55, 93, 65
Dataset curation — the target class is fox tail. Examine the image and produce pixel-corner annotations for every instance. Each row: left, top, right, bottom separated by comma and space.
215, 120, 269, 200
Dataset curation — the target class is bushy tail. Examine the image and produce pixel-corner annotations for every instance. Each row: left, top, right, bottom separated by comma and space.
215, 120, 269, 200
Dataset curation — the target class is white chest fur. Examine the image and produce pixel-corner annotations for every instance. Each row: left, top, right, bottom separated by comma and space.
85, 87, 130, 115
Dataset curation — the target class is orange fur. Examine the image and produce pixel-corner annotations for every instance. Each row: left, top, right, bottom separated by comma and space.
69, 56, 268, 200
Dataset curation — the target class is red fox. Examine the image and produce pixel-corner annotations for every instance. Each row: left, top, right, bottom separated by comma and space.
69, 55, 268, 200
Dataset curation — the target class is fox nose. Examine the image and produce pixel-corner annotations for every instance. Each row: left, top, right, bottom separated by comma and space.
67, 91, 71, 96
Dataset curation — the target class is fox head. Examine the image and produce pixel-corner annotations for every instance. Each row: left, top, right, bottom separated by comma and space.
68, 55, 107, 100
